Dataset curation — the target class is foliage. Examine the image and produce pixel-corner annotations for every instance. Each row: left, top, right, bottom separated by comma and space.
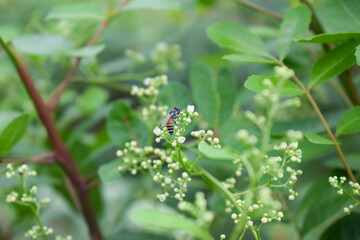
1, 0, 360, 240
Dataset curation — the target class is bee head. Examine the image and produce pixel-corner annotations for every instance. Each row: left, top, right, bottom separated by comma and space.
169, 107, 181, 115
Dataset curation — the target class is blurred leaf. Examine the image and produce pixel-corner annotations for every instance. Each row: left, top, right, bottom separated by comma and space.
356, 45, 360, 66
308, 40, 360, 89
320, 213, 360, 240
70, 45, 105, 57
198, 141, 237, 160
244, 75, 304, 97
0, 112, 30, 157
273, 110, 345, 135
298, 33, 360, 43
324, 153, 360, 171
76, 87, 109, 114
0, 25, 20, 42
190, 61, 236, 128
158, 82, 191, 109
130, 208, 213, 240
207, 22, 271, 58
123, 0, 181, 11
302, 193, 350, 236
315, 0, 360, 33
45, 2, 105, 21
223, 54, 275, 64
336, 106, 360, 136
106, 100, 149, 147
305, 133, 339, 145
98, 160, 122, 183
278, 4, 311, 60
12, 34, 74, 56
299, 139, 334, 163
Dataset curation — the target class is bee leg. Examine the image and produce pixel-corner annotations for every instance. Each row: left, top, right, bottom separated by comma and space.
173, 119, 179, 128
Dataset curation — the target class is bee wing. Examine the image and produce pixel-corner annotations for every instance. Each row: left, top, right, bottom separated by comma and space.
159, 114, 172, 127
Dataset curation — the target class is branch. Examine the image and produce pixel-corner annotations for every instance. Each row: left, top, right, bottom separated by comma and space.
236, 0, 283, 20
0, 151, 56, 164
47, 0, 129, 111
0, 37, 104, 240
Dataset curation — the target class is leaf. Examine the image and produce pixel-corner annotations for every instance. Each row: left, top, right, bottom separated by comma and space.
0, 112, 30, 157
45, 2, 105, 21
129, 208, 213, 240
198, 141, 237, 161
158, 82, 191, 109
12, 34, 74, 56
76, 86, 109, 114
244, 75, 304, 97
336, 106, 360, 136
304, 133, 339, 145
299, 139, 334, 163
207, 22, 271, 58
278, 4, 311, 60
223, 54, 276, 64
106, 100, 149, 147
302, 193, 350, 236
190, 61, 237, 128
320, 213, 360, 240
298, 33, 360, 43
123, 0, 181, 11
308, 39, 360, 89
315, 0, 360, 33
98, 160, 123, 183
356, 45, 360, 66
70, 45, 105, 58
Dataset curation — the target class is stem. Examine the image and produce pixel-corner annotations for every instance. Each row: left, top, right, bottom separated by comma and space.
236, 0, 283, 21
0, 37, 104, 240
30, 206, 48, 240
290, 72, 357, 183
279, 195, 303, 240
0, 152, 56, 164
47, 0, 129, 111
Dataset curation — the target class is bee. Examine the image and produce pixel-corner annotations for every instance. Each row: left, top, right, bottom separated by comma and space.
158, 107, 182, 135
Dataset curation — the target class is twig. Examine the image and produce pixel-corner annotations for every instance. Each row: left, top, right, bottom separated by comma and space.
0, 37, 104, 240
47, 0, 129, 111
236, 0, 283, 21
87, 179, 101, 190
0, 151, 56, 164
291, 73, 357, 183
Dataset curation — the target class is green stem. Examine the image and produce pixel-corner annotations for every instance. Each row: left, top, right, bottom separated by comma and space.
30, 206, 48, 240
189, 154, 202, 172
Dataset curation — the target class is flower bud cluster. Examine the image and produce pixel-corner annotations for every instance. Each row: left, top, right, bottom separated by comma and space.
244, 111, 266, 131
236, 129, 258, 146
142, 105, 168, 123
178, 192, 214, 229
125, 49, 146, 63
25, 225, 53, 239
329, 176, 360, 215
115, 141, 192, 202
131, 75, 168, 99
155, 105, 198, 147
150, 42, 184, 73
55, 236, 73, 240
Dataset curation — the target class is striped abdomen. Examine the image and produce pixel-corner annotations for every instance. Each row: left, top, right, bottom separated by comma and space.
166, 118, 174, 135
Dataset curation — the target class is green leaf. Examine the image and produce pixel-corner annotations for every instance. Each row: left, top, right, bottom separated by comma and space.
223, 54, 276, 64
308, 39, 360, 89
304, 133, 339, 145
106, 100, 149, 147
356, 45, 360, 66
158, 82, 191, 109
302, 193, 350, 236
336, 106, 360, 136
198, 141, 237, 160
207, 22, 271, 58
315, 0, 360, 33
278, 4, 311, 60
45, 2, 105, 21
98, 160, 123, 183
123, 0, 181, 11
12, 34, 74, 56
298, 33, 360, 43
70, 45, 105, 58
244, 75, 304, 97
129, 208, 213, 240
190, 61, 237, 128
76, 87, 109, 114
320, 213, 360, 240
0, 112, 30, 157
